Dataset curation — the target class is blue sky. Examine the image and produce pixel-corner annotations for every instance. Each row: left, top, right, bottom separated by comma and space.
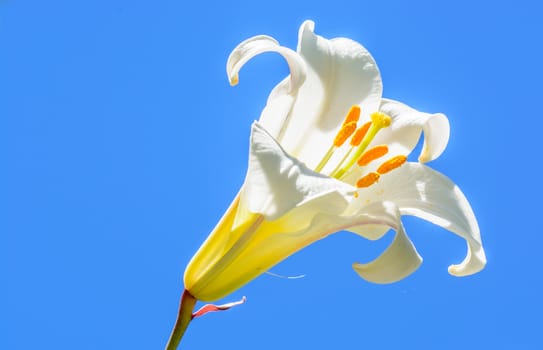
1, 0, 542, 349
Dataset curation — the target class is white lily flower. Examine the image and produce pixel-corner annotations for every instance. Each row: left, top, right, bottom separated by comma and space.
183, 21, 485, 303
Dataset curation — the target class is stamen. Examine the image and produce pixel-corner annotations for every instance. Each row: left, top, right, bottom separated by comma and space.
314, 145, 336, 173
333, 112, 393, 179
357, 145, 389, 166
333, 121, 357, 147
350, 122, 371, 146
314, 108, 361, 173
356, 172, 380, 188
377, 155, 407, 174
343, 105, 361, 125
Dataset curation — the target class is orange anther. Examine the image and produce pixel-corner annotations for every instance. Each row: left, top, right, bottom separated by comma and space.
350, 122, 371, 146
334, 121, 357, 147
356, 172, 380, 188
377, 155, 407, 174
343, 105, 361, 125
357, 145, 389, 166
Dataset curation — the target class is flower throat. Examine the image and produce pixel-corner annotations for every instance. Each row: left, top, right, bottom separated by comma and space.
314, 106, 407, 188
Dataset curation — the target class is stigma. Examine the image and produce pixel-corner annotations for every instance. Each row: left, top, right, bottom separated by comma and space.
370, 111, 391, 128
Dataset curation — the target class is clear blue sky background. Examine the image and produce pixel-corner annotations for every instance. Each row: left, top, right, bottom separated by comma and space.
1, 0, 541, 349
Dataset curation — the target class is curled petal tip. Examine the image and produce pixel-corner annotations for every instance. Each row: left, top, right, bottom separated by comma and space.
447, 258, 487, 277
225, 34, 306, 95
448, 264, 468, 276
447, 265, 459, 275
418, 152, 430, 163
230, 74, 239, 86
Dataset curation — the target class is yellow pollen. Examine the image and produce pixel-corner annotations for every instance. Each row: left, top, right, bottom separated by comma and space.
334, 121, 357, 147
350, 122, 371, 146
377, 155, 407, 174
356, 172, 380, 188
357, 145, 389, 166
343, 105, 361, 125
353, 192, 359, 198
370, 112, 392, 128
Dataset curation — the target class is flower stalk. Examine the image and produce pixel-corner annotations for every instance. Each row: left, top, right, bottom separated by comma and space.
165, 290, 197, 350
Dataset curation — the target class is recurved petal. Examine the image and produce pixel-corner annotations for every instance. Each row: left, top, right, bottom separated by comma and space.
266, 201, 421, 284
355, 162, 486, 277
226, 34, 306, 141
352, 202, 422, 284
241, 122, 354, 221
261, 21, 383, 168
226, 35, 306, 93
371, 98, 450, 162
348, 224, 390, 241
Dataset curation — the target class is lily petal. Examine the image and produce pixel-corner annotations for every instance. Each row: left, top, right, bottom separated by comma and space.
240, 21, 381, 169
226, 35, 307, 141
372, 98, 450, 162
352, 202, 422, 284
265, 201, 421, 284
282, 21, 383, 167
355, 162, 486, 276
346, 224, 390, 241
226, 35, 306, 93
241, 122, 354, 221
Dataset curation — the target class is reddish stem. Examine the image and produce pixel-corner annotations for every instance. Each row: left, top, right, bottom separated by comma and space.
165, 290, 197, 350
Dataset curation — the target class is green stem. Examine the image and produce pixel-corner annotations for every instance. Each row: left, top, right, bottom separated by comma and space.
165, 289, 197, 350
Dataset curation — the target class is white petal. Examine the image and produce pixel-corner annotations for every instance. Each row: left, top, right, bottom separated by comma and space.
352, 202, 422, 284
226, 35, 306, 141
372, 98, 450, 162
356, 162, 486, 276
241, 122, 354, 221
259, 78, 298, 140
268, 201, 421, 284
226, 35, 306, 138
226, 35, 306, 93
348, 224, 390, 241
261, 21, 383, 168
265, 190, 357, 234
